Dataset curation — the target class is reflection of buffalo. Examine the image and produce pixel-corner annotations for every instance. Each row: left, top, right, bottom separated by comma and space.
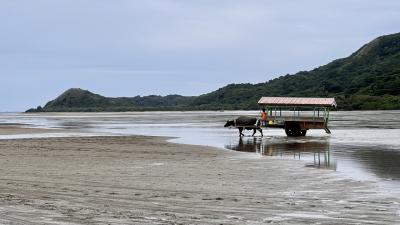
224, 116, 263, 136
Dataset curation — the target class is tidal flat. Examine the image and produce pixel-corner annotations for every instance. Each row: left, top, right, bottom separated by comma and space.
0, 136, 399, 224
0, 111, 399, 224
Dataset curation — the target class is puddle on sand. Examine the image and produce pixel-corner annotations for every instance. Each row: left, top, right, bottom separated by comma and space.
225, 136, 337, 170
224, 134, 400, 195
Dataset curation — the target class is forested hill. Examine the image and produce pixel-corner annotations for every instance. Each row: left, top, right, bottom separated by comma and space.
27, 32, 400, 112
27, 88, 196, 112
191, 32, 400, 110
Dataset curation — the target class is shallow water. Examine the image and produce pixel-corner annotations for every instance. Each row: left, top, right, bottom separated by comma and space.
1, 111, 400, 194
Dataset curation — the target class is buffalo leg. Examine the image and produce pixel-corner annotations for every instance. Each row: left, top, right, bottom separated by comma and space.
252, 129, 256, 136
258, 128, 263, 137
238, 127, 244, 136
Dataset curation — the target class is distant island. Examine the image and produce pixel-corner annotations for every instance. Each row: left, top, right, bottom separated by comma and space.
27, 32, 400, 112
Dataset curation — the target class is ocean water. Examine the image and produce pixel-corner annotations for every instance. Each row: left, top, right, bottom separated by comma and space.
1, 110, 400, 194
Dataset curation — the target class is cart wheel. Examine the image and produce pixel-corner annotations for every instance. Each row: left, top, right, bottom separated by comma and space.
285, 127, 295, 136
285, 123, 302, 137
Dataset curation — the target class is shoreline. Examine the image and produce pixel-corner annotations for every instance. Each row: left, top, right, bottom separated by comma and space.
0, 135, 398, 224
0, 125, 62, 135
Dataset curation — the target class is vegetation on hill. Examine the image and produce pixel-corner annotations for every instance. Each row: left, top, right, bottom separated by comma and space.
191, 32, 400, 110
27, 32, 400, 112
26, 88, 196, 112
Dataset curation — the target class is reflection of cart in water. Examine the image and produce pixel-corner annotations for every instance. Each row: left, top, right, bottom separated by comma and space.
258, 97, 337, 137
225, 137, 336, 170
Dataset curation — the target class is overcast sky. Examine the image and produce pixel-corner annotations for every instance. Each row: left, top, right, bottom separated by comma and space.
1, 0, 400, 111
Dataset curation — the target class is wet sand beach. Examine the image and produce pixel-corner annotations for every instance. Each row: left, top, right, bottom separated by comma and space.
0, 125, 58, 135
0, 135, 399, 224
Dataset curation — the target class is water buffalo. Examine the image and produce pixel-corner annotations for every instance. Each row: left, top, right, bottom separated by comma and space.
224, 116, 263, 137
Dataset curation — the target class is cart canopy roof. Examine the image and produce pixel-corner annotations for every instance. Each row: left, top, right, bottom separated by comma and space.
258, 97, 337, 107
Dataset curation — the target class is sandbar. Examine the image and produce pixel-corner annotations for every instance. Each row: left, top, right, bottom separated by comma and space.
0, 136, 398, 224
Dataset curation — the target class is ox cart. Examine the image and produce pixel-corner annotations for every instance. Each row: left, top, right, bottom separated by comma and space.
259, 97, 336, 136
227, 97, 336, 137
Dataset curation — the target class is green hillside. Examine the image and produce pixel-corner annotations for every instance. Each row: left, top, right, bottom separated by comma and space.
27, 88, 196, 112
27, 32, 400, 112
191, 32, 400, 110
42, 88, 112, 110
